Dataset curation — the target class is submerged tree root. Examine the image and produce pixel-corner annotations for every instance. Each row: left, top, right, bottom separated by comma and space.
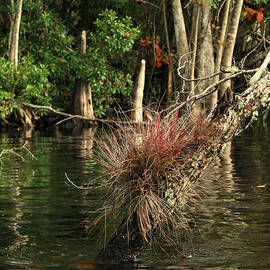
96, 215, 146, 263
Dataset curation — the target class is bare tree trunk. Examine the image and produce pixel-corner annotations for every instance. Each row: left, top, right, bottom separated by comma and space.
213, 0, 231, 107
15, 107, 33, 129
167, 67, 173, 101
162, 0, 175, 98
9, 0, 23, 70
195, 3, 215, 113
9, 0, 34, 128
9, 0, 15, 53
131, 59, 145, 123
171, 0, 188, 58
214, 0, 231, 77
72, 31, 95, 128
171, 0, 191, 101
190, 4, 200, 100
220, 0, 243, 97
96, 214, 146, 263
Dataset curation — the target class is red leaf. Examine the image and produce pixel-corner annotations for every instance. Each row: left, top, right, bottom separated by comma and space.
256, 11, 263, 23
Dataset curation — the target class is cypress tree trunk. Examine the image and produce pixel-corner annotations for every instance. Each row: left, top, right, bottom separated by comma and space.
72, 31, 95, 128
171, 0, 188, 59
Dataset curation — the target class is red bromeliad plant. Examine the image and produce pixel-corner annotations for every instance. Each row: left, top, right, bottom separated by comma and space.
94, 110, 215, 245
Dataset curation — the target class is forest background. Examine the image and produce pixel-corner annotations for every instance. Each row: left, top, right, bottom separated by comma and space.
0, 0, 269, 128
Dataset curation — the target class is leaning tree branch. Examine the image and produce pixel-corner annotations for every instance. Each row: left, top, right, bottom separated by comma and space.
249, 49, 270, 86
96, 73, 270, 263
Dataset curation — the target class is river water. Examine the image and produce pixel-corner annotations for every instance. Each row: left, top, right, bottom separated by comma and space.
0, 127, 270, 269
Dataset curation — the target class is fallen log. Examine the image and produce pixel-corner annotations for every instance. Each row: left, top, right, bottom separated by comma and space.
95, 73, 270, 263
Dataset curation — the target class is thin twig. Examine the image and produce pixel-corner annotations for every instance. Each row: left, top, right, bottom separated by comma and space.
166, 68, 259, 118
177, 69, 231, 82
253, 32, 270, 46
64, 172, 92, 190
136, 0, 161, 10
55, 115, 77, 126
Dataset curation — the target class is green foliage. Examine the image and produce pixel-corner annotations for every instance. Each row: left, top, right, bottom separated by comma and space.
21, 1, 74, 77
0, 58, 17, 117
93, 9, 139, 55
0, 56, 53, 117
0, 1, 140, 119
17, 56, 53, 106
201, 0, 219, 8
73, 9, 140, 116
255, 0, 268, 4
19, 0, 75, 109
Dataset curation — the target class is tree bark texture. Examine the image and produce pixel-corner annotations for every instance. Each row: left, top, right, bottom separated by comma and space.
9, 0, 34, 128
171, 0, 188, 59
97, 72, 270, 263
162, 0, 175, 96
72, 30, 95, 127
195, 3, 216, 112
249, 49, 270, 86
190, 4, 200, 100
171, 0, 191, 101
9, 0, 23, 70
220, 0, 243, 97
214, 0, 231, 77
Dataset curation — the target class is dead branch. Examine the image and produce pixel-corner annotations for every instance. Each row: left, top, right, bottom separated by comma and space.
65, 172, 92, 190
18, 101, 140, 126
166, 68, 259, 118
177, 68, 230, 82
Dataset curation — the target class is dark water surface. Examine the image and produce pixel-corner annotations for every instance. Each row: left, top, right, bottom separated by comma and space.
0, 127, 270, 269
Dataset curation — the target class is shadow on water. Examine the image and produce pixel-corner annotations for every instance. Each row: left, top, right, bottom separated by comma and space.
0, 127, 270, 269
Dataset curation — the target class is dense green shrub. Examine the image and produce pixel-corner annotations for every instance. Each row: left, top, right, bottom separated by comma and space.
0, 56, 53, 117
0, 1, 140, 119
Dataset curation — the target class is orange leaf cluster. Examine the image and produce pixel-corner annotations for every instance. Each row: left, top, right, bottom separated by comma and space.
139, 36, 169, 68
244, 7, 265, 23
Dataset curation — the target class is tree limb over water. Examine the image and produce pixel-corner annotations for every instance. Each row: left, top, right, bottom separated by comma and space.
95, 72, 270, 263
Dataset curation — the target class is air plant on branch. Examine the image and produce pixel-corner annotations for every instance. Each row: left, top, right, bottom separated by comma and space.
93, 109, 215, 248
